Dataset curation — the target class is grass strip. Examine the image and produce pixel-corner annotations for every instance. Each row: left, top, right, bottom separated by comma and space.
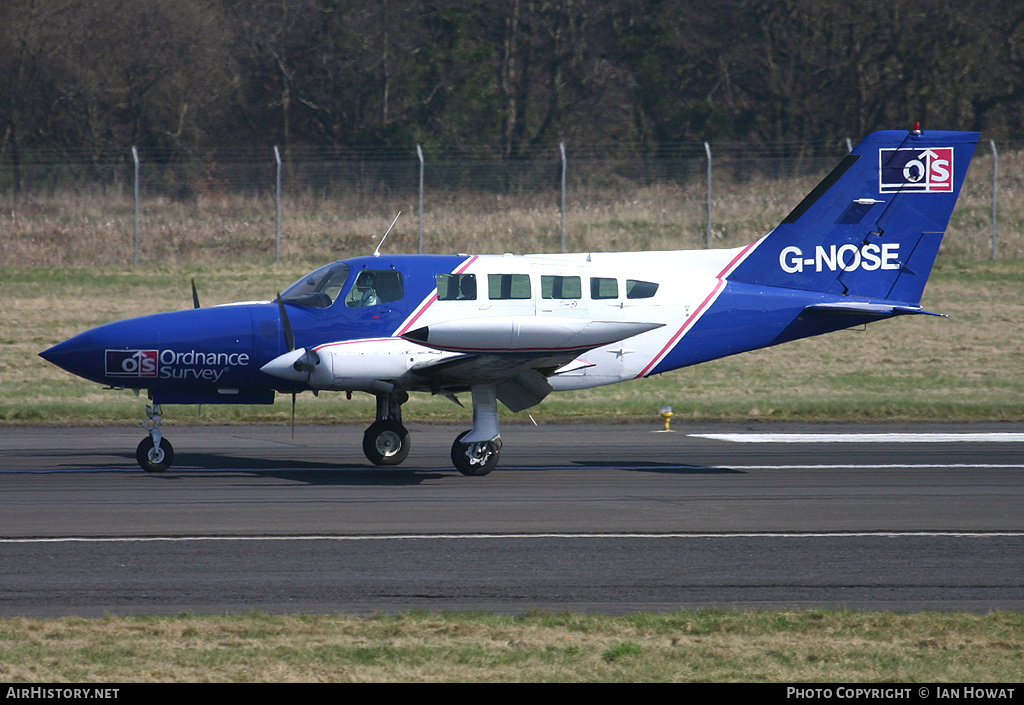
1, 610, 1023, 683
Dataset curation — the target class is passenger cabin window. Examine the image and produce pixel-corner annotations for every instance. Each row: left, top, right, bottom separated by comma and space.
626, 279, 659, 299
488, 273, 531, 300
346, 269, 404, 308
590, 277, 618, 299
541, 275, 581, 299
436, 273, 477, 301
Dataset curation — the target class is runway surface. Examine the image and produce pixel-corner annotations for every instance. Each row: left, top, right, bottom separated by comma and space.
1, 421, 1022, 616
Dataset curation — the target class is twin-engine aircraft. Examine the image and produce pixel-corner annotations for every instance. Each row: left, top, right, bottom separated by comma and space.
41, 128, 979, 474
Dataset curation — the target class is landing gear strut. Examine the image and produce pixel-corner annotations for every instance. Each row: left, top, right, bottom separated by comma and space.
136, 404, 174, 472
362, 391, 410, 466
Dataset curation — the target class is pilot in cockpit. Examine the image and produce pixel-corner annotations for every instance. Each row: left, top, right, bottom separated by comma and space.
351, 272, 379, 307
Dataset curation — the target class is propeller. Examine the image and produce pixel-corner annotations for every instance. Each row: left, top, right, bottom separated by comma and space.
273, 294, 321, 436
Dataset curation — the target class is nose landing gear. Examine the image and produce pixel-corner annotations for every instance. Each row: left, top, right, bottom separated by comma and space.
136, 404, 174, 472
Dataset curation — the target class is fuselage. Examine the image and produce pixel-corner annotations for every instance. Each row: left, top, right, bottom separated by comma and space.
40, 241, 880, 404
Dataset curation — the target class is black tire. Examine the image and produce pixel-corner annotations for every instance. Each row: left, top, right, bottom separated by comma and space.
450, 431, 500, 476
136, 436, 174, 472
362, 419, 411, 466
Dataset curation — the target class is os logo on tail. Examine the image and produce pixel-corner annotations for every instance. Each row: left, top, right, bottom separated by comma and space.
880, 147, 953, 193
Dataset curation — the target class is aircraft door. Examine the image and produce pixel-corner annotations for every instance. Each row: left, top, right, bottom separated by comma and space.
537, 273, 588, 319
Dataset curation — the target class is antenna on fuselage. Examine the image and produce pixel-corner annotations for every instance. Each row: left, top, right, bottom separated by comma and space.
373, 212, 402, 257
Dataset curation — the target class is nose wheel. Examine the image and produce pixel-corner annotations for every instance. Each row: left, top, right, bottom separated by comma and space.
136, 435, 174, 472
137, 403, 174, 472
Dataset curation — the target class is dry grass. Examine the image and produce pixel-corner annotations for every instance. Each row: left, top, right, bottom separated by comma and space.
1, 610, 1022, 682
2, 148, 1022, 268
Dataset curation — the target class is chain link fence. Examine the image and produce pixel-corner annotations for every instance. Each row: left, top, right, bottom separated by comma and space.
1, 139, 1019, 267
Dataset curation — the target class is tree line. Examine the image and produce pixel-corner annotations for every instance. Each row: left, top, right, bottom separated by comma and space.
2, 0, 1023, 166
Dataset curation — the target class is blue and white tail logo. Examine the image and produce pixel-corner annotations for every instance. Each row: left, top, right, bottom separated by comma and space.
880, 147, 954, 192
729, 129, 979, 305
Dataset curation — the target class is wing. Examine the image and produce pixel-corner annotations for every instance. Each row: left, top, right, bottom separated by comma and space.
401, 316, 662, 412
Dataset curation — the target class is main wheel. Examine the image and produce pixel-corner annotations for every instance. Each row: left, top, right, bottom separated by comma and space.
136, 436, 174, 472
450, 431, 500, 476
362, 419, 411, 466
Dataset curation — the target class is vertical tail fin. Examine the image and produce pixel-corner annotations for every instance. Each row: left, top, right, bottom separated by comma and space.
729, 129, 980, 304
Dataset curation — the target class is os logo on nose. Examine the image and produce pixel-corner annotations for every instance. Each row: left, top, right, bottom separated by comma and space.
105, 349, 158, 377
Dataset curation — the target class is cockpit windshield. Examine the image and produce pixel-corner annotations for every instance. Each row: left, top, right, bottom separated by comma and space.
279, 263, 351, 308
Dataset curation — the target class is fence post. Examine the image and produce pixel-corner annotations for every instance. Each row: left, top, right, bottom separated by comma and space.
417, 144, 425, 254
704, 141, 712, 248
990, 139, 998, 260
274, 146, 282, 263
560, 142, 567, 253
132, 146, 140, 266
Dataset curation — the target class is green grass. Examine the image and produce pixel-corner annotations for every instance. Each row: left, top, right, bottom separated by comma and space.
1, 610, 1022, 682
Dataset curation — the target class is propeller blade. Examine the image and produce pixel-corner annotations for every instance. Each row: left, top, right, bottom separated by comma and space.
291, 389, 297, 439
276, 293, 295, 352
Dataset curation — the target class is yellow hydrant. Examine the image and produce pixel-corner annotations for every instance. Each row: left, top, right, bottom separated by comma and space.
660, 405, 674, 431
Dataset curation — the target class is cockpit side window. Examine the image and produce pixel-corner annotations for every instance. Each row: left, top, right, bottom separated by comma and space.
280, 263, 351, 308
346, 269, 404, 308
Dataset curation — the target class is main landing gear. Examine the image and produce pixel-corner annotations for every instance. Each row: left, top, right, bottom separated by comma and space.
362, 391, 411, 466
449, 384, 501, 476
136, 404, 174, 472
361, 385, 503, 475
451, 431, 501, 476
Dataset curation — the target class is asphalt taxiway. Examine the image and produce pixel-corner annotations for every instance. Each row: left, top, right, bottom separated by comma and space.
1, 422, 1022, 615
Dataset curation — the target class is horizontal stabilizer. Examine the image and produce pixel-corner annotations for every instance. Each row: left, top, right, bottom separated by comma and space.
401, 317, 663, 353
806, 301, 945, 317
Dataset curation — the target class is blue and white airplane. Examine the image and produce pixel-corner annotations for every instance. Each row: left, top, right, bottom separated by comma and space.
41, 127, 979, 474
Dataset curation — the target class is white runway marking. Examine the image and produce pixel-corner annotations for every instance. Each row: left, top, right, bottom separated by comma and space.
3, 531, 1023, 544
690, 433, 1024, 443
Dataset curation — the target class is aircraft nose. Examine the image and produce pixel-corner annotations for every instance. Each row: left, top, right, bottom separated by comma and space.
40, 328, 110, 383
40, 307, 259, 387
